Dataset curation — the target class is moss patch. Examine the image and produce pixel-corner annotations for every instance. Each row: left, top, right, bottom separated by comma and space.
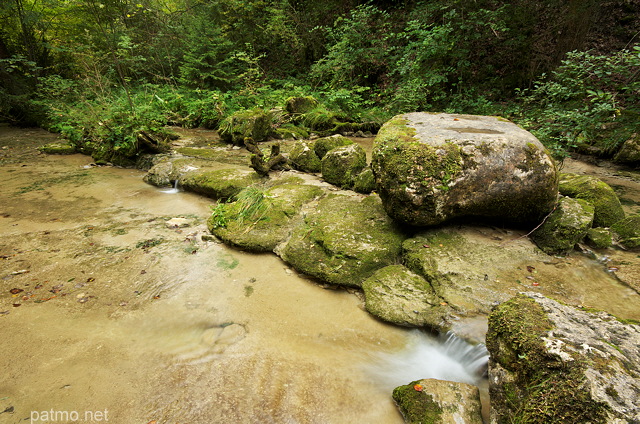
611, 215, 640, 249
559, 173, 625, 227
392, 382, 443, 424
313, 135, 353, 159
530, 197, 594, 255
180, 168, 262, 201
321, 143, 367, 188
218, 108, 273, 145
38, 142, 77, 155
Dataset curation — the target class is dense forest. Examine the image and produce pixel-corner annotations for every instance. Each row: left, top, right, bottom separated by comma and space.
1, 0, 639, 164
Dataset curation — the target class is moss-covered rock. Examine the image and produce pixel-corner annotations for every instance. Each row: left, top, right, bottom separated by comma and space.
313, 134, 353, 159
208, 183, 324, 252
273, 124, 309, 140
353, 167, 376, 194
362, 265, 448, 330
285, 96, 318, 114
288, 140, 322, 173
559, 173, 625, 227
530, 197, 594, 255
143, 158, 207, 187
585, 227, 613, 249
393, 379, 483, 424
611, 214, 640, 249
321, 143, 366, 188
277, 193, 406, 287
487, 292, 639, 423
179, 167, 262, 201
613, 134, 640, 166
372, 113, 558, 226
218, 109, 273, 145
38, 142, 77, 155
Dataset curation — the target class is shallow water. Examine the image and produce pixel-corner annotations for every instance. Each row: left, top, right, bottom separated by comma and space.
0, 127, 488, 423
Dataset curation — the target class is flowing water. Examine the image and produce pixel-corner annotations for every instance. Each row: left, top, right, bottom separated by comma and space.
0, 126, 488, 423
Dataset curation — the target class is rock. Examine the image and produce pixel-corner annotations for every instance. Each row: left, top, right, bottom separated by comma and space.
165, 218, 190, 228
208, 182, 324, 252
559, 173, 625, 227
486, 292, 640, 424
289, 140, 322, 173
321, 143, 367, 188
277, 193, 406, 288
530, 196, 594, 255
273, 124, 309, 140
371, 113, 558, 226
179, 167, 261, 201
611, 215, 640, 249
38, 142, 76, 155
313, 134, 353, 159
362, 265, 448, 329
218, 108, 273, 145
613, 134, 640, 166
143, 158, 203, 187
585, 227, 613, 249
285, 96, 318, 114
392, 379, 483, 424
353, 167, 376, 194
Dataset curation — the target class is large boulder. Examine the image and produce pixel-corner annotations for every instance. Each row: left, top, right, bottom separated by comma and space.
487, 292, 640, 424
371, 113, 558, 226
559, 173, 625, 227
613, 134, 640, 166
611, 214, 640, 249
321, 143, 367, 188
180, 167, 262, 201
143, 158, 205, 187
218, 109, 273, 145
530, 196, 595, 255
313, 134, 353, 159
288, 140, 322, 173
276, 193, 406, 288
285, 96, 318, 114
392, 379, 483, 424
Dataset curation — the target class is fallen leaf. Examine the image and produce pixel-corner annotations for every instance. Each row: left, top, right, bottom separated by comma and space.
532, 282, 540, 286
86, 277, 95, 282
413, 384, 423, 392
10, 270, 28, 275
9, 288, 23, 294
608, 267, 619, 272
422, 244, 430, 248
12, 303, 21, 307
153, 295, 161, 300
526, 265, 535, 272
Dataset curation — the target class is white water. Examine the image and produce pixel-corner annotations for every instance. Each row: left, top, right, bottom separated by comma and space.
368, 330, 489, 391
159, 178, 180, 193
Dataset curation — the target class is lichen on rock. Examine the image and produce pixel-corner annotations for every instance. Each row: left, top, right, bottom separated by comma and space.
559, 173, 625, 227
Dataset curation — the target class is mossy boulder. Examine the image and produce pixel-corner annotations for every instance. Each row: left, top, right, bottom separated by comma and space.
585, 227, 613, 249
353, 167, 376, 194
487, 292, 640, 423
289, 140, 322, 173
393, 379, 483, 424
179, 167, 262, 201
362, 265, 448, 330
613, 134, 640, 166
611, 215, 640, 249
372, 113, 558, 226
285, 96, 318, 114
273, 124, 309, 140
218, 109, 273, 145
208, 183, 324, 252
530, 196, 595, 255
559, 173, 625, 227
38, 142, 77, 155
277, 193, 406, 288
313, 134, 353, 159
143, 158, 206, 187
321, 143, 367, 188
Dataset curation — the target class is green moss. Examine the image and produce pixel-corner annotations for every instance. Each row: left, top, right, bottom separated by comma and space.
285, 96, 318, 114
321, 143, 366, 188
180, 168, 262, 201
392, 382, 443, 424
585, 227, 613, 248
289, 140, 321, 173
38, 142, 77, 155
353, 167, 376, 194
611, 215, 640, 249
218, 108, 273, 145
273, 124, 309, 140
559, 173, 625, 227
530, 197, 594, 255
313, 135, 353, 159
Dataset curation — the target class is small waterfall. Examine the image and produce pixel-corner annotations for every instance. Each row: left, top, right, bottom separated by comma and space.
160, 179, 180, 194
367, 330, 489, 391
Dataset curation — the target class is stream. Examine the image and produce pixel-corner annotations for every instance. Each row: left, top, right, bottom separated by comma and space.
1, 125, 639, 423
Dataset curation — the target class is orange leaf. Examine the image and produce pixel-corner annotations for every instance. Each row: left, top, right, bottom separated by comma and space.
413, 384, 423, 392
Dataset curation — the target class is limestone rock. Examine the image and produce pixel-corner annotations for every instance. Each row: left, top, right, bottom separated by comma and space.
392, 379, 483, 424
277, 194, 406, 288
371, 113, 558, 226
613, 134, 640, 166
218, 109, 273, 145
285, 96, 318, 114
165, 218, 190, 228
313, 134, 353, 159
353, 167, 376, 194
180, 167, 261, 201
143, 158, 203, 187
487, 292, 640, 424
321, 143, 367, 188
362, 265, 448, 329
289, 140, 321, 173
530, 196, 594, 255
611, 214, 640, 249
38, 142, 76, 155
559, 173, 625, 227
585, 227, 613, 249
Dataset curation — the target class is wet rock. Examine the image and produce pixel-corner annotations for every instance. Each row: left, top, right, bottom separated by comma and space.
143, 158, 203, 187
277, 193, 406, 288
218, 109, 273, 145
180, 167, 261, 201
487, 292, 640, 424
321, 143, 367, 188
611, 214, 640, 249
392, 379, 483, 424
530, 196, 595, 255
285, 96, 318, 114
165, 218, 190, 228
208, 182, 324, 252
38, 142, 76, 155
313, 134, 353, 159
559, 173, 625, 227
353, 167, 376, 194
613, 134, 640, 166
585, 227, 613, 249
362, 265, 448, 329
289, 140, 322, 173
371, 113, 558, 226
273, 124, 309, 140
